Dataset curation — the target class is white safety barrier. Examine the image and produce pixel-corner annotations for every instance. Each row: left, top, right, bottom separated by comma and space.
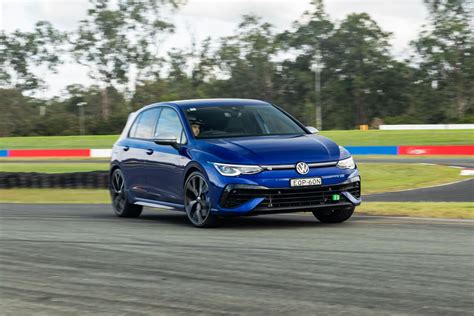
90, 149, 113, 158
379, 124, 474, 130
461, 169, 474, 176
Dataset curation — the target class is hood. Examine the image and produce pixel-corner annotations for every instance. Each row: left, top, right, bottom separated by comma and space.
195, 134, 340, 165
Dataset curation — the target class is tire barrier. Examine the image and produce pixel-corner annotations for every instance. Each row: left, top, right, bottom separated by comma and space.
0, 171, 109, 189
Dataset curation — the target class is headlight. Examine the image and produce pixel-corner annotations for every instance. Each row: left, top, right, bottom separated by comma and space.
337, 156, 356, 169
212, 163, 263, 176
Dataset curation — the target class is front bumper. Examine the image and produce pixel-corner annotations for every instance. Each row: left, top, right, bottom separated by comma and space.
203, 162, 361, 215
213, 177, 361, 215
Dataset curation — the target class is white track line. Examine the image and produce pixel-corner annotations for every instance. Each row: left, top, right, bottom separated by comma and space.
355, 215, 474, 223
281, 213, 474, 223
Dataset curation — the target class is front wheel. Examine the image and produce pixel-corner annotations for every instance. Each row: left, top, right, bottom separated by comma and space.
312, 206, 355, 223
110, 168, 142, 218
184, 172, 220, 228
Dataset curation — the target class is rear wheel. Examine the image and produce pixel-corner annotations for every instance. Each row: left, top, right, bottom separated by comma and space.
312, 206, 355, 223
110, 168, 142, 218
184, 172, 220, 228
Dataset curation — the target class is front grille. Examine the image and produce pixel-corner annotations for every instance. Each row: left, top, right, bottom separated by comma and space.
220, 182, 360, 210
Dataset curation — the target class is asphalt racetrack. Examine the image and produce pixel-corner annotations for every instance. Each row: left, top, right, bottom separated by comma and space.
1, 204, 473, 315
364, 178, 474, 202
355, 157, 474, 168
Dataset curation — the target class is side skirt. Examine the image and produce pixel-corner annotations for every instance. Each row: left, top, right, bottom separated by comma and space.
134, 198, 185, 211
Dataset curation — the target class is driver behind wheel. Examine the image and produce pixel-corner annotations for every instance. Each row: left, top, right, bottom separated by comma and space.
189, 117, 204, 137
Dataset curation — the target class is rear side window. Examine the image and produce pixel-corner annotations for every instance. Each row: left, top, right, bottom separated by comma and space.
129, 108, 161, 139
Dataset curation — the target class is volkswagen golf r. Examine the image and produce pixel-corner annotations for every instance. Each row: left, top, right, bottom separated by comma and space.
110, 99, 361, 227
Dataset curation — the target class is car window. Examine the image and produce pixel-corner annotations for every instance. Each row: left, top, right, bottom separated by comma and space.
254, 106, 301, 134
184, 105, 305, 139
130, 108, 160, 139
128, 115, 140, 137
155, 108, 185, 143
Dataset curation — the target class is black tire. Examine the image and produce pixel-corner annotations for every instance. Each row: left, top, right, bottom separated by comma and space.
184, 171, 220, 228
312, 206, 355, 223
110, 168, 142, 218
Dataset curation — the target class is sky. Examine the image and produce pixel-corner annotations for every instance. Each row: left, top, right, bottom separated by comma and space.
0, 0, 429, 98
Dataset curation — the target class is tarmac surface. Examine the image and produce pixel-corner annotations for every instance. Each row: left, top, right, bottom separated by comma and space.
1, 204, 473, 315
364, 178, 474, 202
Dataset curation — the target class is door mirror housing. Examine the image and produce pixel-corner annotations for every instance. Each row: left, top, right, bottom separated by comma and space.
154, 137, 180, 149
306, 126, 320, 134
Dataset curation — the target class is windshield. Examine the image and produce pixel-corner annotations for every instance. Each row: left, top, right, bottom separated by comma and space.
184, 104, 307, 139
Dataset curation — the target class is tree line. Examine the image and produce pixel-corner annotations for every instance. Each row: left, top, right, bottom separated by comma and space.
0, 0, 473, 136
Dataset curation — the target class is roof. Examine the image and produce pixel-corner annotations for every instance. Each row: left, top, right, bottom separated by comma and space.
164, 98, 271, 108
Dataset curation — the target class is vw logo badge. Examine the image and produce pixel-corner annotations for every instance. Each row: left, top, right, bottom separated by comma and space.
296, 162, 309, 175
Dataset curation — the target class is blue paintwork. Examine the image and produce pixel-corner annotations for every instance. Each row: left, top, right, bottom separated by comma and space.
0, 150, 8, 157
193, 134, 340, 165
111, 99, 361, 216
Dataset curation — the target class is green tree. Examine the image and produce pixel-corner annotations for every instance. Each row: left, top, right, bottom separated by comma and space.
411, 0, 474, 121
215, 15, 279, 100
280, 2, 412, 128
61, 84, 129, 135
72, 0, 184, 119
0, 21, 65, 91
325, 13, 410, 127
0, 89, 36, 136
131, 46, 211, 109
274, 0, 335, 125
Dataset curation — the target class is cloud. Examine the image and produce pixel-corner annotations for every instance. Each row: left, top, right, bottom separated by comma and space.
325, 0, 428, 58
2, 0, 88, 31
180, 0, 309, 29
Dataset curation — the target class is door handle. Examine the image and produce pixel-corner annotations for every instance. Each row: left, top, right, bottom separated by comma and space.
123, 146, 130, 151
146, 149, 153, 155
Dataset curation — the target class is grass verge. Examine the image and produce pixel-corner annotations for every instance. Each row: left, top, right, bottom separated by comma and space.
0, 189, 110, 204
1, 130, 473, 149
321, 130, 474, 146
358, 163, 469, 194
0, 135, 118, 149
357, 202, 473, 219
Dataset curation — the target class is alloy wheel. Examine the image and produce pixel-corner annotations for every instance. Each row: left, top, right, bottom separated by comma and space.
185, 174, 211, 226
111, 169, 126, 214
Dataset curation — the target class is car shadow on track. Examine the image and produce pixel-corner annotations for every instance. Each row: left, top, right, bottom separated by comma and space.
137, 210, 358, 230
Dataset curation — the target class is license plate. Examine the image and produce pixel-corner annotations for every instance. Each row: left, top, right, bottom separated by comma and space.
290, 177, 322, 187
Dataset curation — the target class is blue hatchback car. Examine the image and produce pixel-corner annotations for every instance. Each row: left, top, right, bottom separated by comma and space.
110, 99, 361, 227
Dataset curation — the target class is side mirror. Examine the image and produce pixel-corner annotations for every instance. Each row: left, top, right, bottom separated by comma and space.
306, 126, 320, 134
154, 137, 180, 149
